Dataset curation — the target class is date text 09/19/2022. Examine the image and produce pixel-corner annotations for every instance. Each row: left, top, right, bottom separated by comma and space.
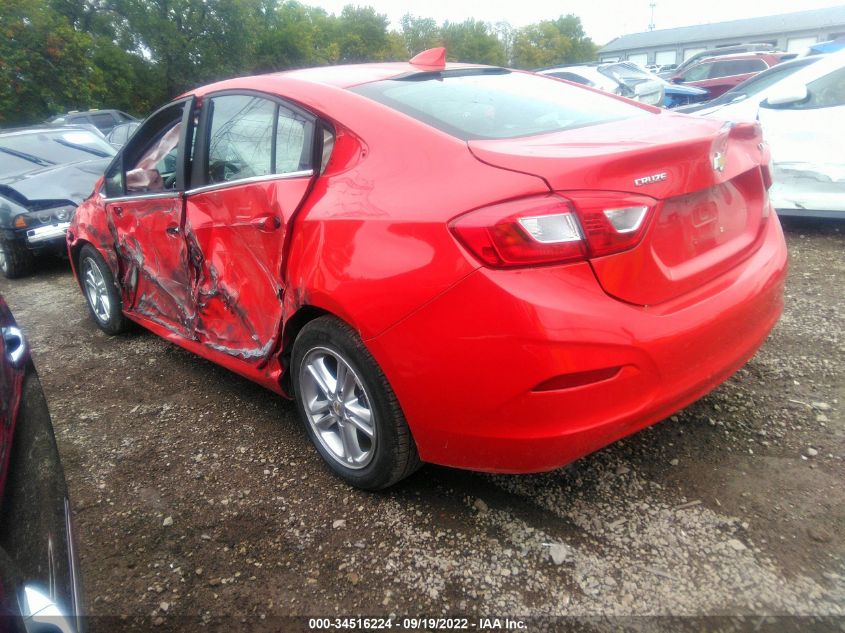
307, 617, 527, 630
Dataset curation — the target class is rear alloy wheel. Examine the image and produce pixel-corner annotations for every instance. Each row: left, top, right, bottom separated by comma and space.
0, 238, 35, 279
79, 244, 127, 335
292, 316, 421, 490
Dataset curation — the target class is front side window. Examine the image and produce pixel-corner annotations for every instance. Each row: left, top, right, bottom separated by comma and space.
126, 121, 182, 192
121, 102, 188, 194
681, 63, 712, 82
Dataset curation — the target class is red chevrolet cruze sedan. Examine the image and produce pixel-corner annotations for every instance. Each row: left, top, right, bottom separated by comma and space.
68, 50, 787, 489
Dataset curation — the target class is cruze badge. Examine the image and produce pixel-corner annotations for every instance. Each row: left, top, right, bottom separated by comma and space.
634, 172, 667, 187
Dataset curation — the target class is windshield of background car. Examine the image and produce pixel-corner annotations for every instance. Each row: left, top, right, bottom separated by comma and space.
0, 130, 115, 177
351, 70, 650, 141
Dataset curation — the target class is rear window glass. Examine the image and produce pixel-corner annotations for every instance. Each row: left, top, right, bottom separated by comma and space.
351, 70, 649, 141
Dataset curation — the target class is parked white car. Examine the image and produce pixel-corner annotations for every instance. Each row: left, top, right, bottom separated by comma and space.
756, 50, 845, 217
675, 56, 820, 120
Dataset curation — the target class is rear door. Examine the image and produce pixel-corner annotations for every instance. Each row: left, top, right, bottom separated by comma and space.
101, 98, 197, 337
184, 92, 316, 361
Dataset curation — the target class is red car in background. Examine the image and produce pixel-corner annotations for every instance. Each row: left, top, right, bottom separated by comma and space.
670, 51, 794, 98
0, 295, 82, 630
68, 49, 787, 489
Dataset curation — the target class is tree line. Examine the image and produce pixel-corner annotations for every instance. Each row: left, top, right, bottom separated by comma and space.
0, 0, 598, 126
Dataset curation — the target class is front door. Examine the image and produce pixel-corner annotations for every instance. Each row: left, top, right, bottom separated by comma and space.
102, 99, 197, 338
185, 93, 316, 362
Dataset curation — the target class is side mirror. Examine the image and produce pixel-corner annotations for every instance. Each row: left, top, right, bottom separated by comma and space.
762, 83, 808, 108
671, 77, 683, 84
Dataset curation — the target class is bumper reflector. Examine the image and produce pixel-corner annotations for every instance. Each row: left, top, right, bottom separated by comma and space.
532, 366, 623, 392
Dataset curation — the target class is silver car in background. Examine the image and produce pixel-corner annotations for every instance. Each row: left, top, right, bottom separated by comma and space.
538, 62, 665, 107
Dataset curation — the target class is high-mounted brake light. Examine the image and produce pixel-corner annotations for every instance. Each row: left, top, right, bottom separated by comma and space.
450, 192, 656, 268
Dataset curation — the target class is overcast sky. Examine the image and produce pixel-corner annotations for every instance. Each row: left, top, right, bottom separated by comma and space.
305, 0, 845, 45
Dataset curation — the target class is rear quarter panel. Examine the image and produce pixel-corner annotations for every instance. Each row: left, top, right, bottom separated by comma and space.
282, 90, 551, 340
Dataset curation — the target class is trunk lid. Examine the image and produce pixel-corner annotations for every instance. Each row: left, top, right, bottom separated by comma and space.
468, 114, 771, 306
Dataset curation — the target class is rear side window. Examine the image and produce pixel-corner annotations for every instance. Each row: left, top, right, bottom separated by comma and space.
351, 70, 648, 141
711, 59, 767, 77
206, 94, 314, 184
208, 95, 276, 183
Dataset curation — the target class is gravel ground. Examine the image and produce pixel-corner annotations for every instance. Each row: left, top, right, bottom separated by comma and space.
0, 218, 842, 632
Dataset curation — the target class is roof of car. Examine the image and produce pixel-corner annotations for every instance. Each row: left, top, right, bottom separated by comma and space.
695, 51, 788, 64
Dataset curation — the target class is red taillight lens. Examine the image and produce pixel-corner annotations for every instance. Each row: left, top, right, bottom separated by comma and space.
450, 192, 656, 268
759, 141, 774, 190
563, 191, 655, 258
449, 195, 587, 267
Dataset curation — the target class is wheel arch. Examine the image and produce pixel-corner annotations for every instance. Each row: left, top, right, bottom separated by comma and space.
279, 304, 332, 392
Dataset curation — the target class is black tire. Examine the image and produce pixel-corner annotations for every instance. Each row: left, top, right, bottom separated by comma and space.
291, 316, 421, 490
0, 238, 35, 279
78, 244, 128, 335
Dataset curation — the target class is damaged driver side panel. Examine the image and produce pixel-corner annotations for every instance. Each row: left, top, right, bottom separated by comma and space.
185, 178, 311, 362
106, 197, 195, 338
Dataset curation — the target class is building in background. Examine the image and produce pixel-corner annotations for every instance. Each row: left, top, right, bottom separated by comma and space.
598, 6, 845, 66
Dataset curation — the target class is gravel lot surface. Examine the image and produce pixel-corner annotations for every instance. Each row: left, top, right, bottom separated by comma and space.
1, 218, 843, 632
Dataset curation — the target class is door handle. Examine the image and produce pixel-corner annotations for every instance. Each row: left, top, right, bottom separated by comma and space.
251, 215, 281, 232
113, 206, 123, 217
2, 326, 26, 366
165, 225, 180, 236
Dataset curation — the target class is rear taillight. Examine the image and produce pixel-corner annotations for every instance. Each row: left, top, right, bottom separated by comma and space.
449, 192, 656, 268
759, 141, 774, 190
565, 192, 654, 258
449, 196, 586, 267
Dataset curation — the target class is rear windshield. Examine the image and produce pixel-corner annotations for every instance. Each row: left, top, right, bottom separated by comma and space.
351, 69, 650, 141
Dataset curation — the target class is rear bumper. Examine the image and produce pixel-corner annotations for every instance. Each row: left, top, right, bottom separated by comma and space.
367, 216, 788, 473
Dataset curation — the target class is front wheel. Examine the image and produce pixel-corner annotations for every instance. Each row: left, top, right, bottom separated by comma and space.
78, 244, 127, 335
0, 238, 34, 279
291, 316, 421, 490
